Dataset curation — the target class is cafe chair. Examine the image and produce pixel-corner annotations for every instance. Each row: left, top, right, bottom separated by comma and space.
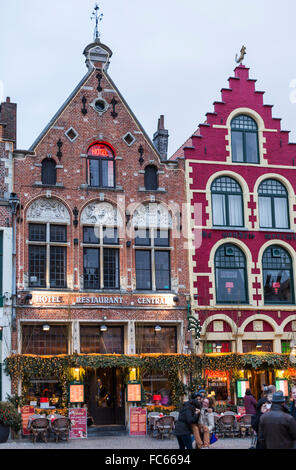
169, 411, 179, 423
31, 418, 50, 443
213, 412, 222, 436
217, 414, 236, 438
156, 416, 174, 440
237, 414, 253, 438
51, 417, 71, 442
148, 412, 161, 436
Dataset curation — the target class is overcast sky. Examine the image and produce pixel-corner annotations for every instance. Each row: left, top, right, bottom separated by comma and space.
1, 0, 296, 156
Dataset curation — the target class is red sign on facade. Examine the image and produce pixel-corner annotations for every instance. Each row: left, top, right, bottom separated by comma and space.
69, 408, 87, 439
21, 406, 35, 436
129, 407, 147, 436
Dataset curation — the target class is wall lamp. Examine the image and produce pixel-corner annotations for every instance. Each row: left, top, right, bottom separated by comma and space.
173, 296, 179, 303
154, 325, 162, 332
43, 324, 50, 332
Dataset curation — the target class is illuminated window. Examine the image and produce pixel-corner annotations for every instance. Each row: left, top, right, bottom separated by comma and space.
262, 246, 293, 304
215, 244, 248, 304
87, 143, 115, 188
231, 114, 259, 163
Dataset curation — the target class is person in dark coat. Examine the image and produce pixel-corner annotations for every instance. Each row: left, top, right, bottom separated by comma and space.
243, 388, 257, 415
174, 398, 201, 449
258, 391, 296, 449
290, 386, 296, 420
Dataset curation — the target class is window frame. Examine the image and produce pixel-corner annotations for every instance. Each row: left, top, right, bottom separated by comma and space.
41, 158, 57, 186
211, 177, 244, 228
214, 244, 249, 305
231, 114, 259, 164
258, 179, 290, 229
87, 143, 116, 189
135, 228, 171, 291
28, 223, 67, 289
144, 165, 158, 191
262, 245, 294, 305
82, 225, 120, 290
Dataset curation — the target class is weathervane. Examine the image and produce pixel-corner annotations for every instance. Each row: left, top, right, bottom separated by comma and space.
235, 45, 247, 64
91, 3, 103, 41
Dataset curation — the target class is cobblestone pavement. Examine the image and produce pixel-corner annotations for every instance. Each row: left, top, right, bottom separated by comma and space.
1, 436, 252, 449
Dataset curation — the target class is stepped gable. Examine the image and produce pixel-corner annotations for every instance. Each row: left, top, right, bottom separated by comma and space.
171, 64, 296, 165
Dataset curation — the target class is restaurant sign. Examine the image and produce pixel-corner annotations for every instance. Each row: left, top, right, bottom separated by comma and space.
127, 381, 142, 403
21, 405, 35, 436
129, 407, 147, 436
29, 293, 175, 307
69, 408, 87, 439
69, 382, 84, 403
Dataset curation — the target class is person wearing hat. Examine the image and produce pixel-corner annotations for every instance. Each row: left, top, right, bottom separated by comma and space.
258, 391, 296, 449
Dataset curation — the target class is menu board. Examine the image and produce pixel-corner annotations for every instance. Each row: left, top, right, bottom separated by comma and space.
69, 408, 87, 439
69, 384, 84, 403
21, 406, 35, 436
127, 382, 141, 402
129, 407, 147, 436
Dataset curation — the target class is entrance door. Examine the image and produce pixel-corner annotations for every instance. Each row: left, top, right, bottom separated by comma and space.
249, 370, 275, 400
86, 368, 125, 425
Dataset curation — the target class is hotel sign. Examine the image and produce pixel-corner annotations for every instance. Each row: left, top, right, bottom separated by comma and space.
30, 293, 175, 307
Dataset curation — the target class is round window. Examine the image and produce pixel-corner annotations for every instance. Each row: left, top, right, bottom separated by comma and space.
95, 100, 106, 112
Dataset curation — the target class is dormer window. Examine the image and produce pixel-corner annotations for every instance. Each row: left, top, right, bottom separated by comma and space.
87, 142, 115, 188
231, 114, 259, 163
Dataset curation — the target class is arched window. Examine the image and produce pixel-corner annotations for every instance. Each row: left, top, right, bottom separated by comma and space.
262, 245, 294, 304
87, 142, 115, 188
211, 176, 243, 227
258, 179, 289, 229
215, 244, 248, 304
41, 158, 56, 185
231, 114, 259, 163
144, 165, 158, 190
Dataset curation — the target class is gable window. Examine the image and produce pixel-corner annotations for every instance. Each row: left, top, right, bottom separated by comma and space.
87, 142, 115, 188
215, 244, 248, 304
83, 226, 120, 289
144, 165, 158, 190
231, 114, 259, 163
211, 176, 243, 227
262, 245, 293, 304
28, 224, 67, 288
41, 158, 56, 185
258, 179, 289, 229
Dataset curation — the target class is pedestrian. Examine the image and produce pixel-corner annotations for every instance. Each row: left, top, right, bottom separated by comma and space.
251, 384, 274, 449
174, 397, 201, 449
243, 388, 257, 415
193, 398, 215, 449
290, 385, 296, 420
258, 391, 296, 449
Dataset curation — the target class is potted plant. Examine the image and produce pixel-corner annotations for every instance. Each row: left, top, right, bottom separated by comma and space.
0, 402, 22, 443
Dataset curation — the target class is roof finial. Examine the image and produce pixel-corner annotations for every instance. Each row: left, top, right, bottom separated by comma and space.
235, 45, 246, 64
91, 3, 103, 42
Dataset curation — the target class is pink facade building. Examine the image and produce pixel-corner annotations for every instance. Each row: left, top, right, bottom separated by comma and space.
172, 64, 296, 398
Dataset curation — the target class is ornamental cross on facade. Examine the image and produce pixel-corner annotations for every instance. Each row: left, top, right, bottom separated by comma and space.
91, 3, 103, 42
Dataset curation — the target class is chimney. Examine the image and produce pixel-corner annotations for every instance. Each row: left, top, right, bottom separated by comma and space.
0, 97, 17, 144
153, 115, 169, 159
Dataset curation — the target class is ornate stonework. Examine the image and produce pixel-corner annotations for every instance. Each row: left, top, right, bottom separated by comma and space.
27, 198, 70, 223
132, 203, 172, 228
81, 202, 122, 226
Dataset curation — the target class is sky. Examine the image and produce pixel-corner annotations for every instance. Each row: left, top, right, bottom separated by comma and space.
1, 0, 296, 156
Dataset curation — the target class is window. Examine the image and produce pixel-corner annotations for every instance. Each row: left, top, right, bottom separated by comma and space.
41, 159, 56, 185
21, 325, 68, 355
262, 246, 293, 304
142, 372, 172, 406
135, 229, 170, 290
144, 165, 158, 190
281, 340, 291, 354
258, 179, 289, 229
211, 177, 243, 227
80, 326, 124, 354
87, 142, 115, 188
135, 326, 177, 353
215, 244, 248, 304
83, 226, 119, 289
28, 224, 67, 288
231, 114, 259, 163
242, 341, 273, 353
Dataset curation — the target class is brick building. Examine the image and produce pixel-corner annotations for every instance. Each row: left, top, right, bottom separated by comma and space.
11, 38, 190, 426
0, 97, 16, 400
172, 64, 296, 400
